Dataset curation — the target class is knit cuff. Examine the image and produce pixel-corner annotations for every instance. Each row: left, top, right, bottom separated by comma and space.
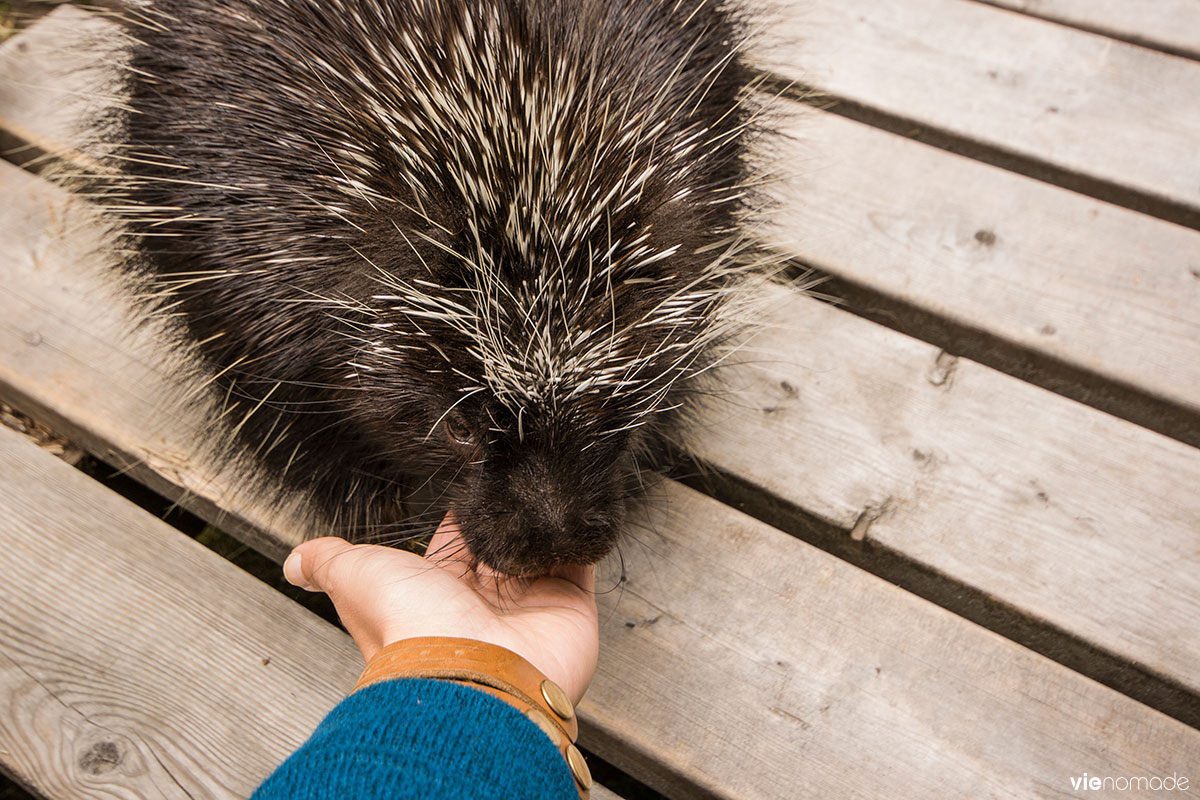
252, 678, 579, 800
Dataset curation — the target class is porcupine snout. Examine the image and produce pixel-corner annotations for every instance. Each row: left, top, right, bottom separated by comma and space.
451, 429, 633, 576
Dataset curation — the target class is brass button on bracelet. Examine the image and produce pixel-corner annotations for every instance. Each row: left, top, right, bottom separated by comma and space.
355, 636, 592, 798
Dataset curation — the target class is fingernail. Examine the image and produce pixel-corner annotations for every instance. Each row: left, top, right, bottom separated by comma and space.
283, 551, 317, 591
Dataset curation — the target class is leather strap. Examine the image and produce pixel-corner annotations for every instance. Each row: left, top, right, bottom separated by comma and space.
355, 637, 591, 797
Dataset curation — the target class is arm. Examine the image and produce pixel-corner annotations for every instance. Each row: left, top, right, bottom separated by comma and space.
252, 678, 578, 800
252, 518, 598, 799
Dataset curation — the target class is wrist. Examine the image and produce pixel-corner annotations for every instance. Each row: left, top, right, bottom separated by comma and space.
355, 636, 592, 798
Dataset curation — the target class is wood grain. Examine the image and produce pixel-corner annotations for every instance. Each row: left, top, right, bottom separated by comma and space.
760, 107, 1200, 413
2, 156, 1199, 797
0, 3, 126, 172
0, 427, 360, 799
755, 0, 1200, 214
982, 0, 1200, 60
691, 281, 1200, 697
6, 417, 1200, 800
0, 426, 627, 800
3, 8, 1200, 799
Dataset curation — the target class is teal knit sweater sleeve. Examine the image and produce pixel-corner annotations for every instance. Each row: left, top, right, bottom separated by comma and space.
252, 678, 579, 799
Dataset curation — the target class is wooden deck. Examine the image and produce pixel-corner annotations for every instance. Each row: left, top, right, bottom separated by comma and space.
1, 3, 1198, 799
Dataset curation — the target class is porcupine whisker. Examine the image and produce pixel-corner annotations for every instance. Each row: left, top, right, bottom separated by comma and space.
220, 376, 365, 403
226, 382, 285, 440
348, 454, 461, 502
273, 407, 381, 441
491, 573, 520, 613
352, 506, 500, 531
350, 519, 441, 540
361, 520, 455, 546
219, 399, 360, 415
257, 419, 301, 463
594, 543, 627, 598
177, 368, 352, 410
224, 376, 367, 397
279, 440, 306, 485
292, 189, 369, 234
619, 526, 672, 580
346, 509, 500, 542
424, 537, 472, 563
311, 137, 380, 212
361, 532, 434, 548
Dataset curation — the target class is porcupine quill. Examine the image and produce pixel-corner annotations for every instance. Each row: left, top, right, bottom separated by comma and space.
84, 0, 772, 576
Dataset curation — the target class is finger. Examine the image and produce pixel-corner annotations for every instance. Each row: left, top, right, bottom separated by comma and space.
424, 512, 474, 580
283, 536, 358, 593
284, 537, 433, 661
285, 537, 355, 587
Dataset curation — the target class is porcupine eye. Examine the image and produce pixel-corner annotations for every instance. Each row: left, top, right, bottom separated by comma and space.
443, 412, 476, 448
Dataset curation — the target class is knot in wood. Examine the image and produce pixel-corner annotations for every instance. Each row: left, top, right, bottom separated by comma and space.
79, 739, 123, 775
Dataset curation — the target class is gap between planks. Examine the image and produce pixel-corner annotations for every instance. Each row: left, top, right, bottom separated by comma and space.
754, 105, 1200, 434
3, 142, 1200, 797
752, 0, 1200, 231
3, 1, 1199, 720
4, 399, 1200, 800
0, 426, 624, 800
974, 0, 1200, 62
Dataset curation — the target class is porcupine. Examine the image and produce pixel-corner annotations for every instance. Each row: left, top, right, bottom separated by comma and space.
101, 0, 762, 575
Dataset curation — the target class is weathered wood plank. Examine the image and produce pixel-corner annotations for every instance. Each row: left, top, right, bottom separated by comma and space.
0, 3, 124, 172
0, 427, 360, 799
761, 107, 1200, 414
6, 352, 1200, 800
755, 0, 1200, 214
0, 426, 625, 800
982, 0, 1200, 60
609, 482, 1200, 800
5, 150, 1200, 797
3, 9, 1200, 797
10, 9, 1200, 418
691, 280, 1200, 697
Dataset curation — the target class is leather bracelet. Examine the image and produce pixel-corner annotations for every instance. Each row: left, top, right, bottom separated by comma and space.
354, 636, 592, 798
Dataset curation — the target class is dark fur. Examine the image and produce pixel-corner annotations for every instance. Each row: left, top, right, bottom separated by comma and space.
109, 0, 754, 574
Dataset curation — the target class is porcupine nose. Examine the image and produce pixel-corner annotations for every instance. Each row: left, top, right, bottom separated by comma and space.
490, 453, 620, 575
511, 492, 594, 569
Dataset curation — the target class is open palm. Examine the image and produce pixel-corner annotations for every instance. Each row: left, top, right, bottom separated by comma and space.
284, 518, 599, 702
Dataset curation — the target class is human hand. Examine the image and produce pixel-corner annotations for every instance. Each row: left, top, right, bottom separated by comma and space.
282, 516, 599, 703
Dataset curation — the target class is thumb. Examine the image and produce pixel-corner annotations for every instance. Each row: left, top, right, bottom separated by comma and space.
283, 536, 358, 593
281, 535, 475, 663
